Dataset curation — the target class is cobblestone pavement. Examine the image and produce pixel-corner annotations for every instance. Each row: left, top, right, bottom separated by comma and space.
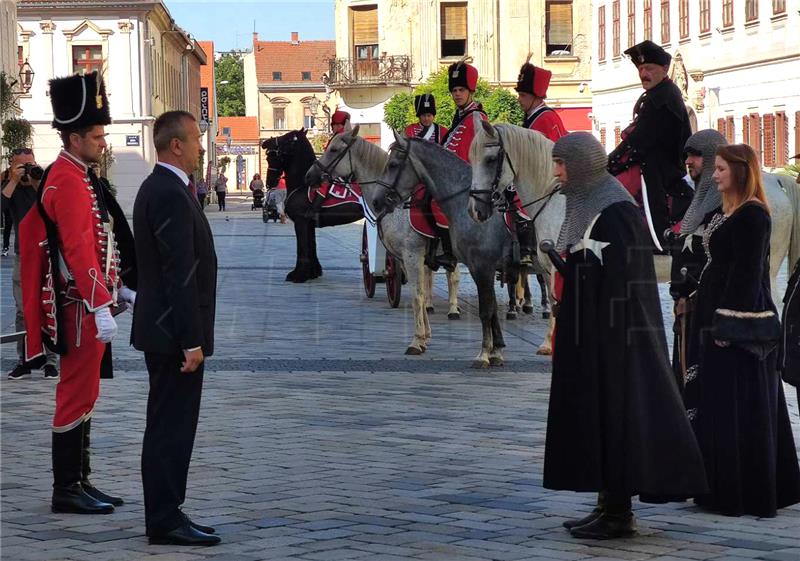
2, 199, 799, 561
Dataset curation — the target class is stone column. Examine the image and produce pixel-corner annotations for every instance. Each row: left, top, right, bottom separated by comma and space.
39, 20, 55, 88
118, 20, 135, 116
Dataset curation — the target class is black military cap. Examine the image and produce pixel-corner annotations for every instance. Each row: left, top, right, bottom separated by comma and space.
624, 40, 672, 67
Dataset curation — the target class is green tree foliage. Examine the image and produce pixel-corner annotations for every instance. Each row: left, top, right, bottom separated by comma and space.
383, 67, 524, 132
215, 54, 245, 117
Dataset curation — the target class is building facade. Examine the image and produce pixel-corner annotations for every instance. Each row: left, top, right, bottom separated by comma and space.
592, 0, 800, 169
198, 40, 218, 184
216, 116, 260, 191
330, 0, 593, 149
243, 31, 338, 167
16, 0, 207, 210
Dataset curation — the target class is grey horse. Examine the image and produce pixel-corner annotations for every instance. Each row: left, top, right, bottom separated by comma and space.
305, 126, 462, 355
373, 128, 518, 368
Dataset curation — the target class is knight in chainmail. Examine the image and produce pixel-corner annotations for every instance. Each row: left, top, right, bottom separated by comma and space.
667, 129, 727, 389
544, 131, 707, 540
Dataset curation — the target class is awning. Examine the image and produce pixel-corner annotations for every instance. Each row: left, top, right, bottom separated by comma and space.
554, 107, 592, 132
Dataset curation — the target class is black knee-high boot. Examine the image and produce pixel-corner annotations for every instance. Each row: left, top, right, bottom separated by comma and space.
81, 419, 124, 506
52, 423, 114, 514
435, 227, 456, 272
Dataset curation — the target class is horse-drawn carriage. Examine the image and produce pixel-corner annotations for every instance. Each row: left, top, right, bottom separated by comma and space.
360, 213, 404, 308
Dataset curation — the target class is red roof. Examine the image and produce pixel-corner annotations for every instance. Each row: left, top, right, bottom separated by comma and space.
216, 117, 260, 143
198, 40, 215, 119
253, 34, 334, 85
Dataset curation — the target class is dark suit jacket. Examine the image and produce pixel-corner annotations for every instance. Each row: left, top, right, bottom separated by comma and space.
131, 165, 217, 356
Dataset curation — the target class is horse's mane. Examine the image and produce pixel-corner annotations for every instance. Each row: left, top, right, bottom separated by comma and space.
350, 136, 388, 176
471, 123, 555, 196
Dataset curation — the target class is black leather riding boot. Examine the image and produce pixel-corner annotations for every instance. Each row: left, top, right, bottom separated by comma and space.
307, 192, 325, 224
563, 491, 605, 529
424, 237, 440, 271
569, 492, 636, 539
517, 220, 535, 267
435, 227, 457, 272
81, 419, 124, 506
52, 423, 114, 514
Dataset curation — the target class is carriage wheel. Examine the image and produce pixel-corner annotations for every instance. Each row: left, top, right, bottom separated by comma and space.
361, 224, 376, 298
386, 253, 402, 308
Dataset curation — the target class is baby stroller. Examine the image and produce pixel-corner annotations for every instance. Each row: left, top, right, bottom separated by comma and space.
251, 189, 265, 211
262, 188, 280, 223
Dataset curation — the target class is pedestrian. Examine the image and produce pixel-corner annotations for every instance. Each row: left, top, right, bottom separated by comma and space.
19, 71, 136, 514
214, 171, 227, 211
273, 172, 288, 224
249, 173, 264, 195
544, 132, 707, 540
2, 148, 59, 380
196, 177, 208, 208
133, 110, 220, 546
683, 143, 800, 517
608, 40, 694, 252
781, 256, 800, 408
668, 129, 728, 388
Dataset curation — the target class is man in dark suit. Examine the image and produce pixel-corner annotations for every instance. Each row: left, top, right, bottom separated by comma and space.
132, 111, 220, 546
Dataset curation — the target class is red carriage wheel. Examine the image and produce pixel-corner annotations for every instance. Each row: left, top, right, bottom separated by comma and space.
386, 252, 402, 308
361, 224, 376, 298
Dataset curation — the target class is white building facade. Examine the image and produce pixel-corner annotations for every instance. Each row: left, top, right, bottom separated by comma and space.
592, 0, 800, 169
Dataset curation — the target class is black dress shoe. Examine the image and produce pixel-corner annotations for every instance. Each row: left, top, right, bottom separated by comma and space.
83, 484, 124, 507
182, 512, 215, 534
148, 522, 221, 546
52, 484, 114, 514
562, 507, 603, 530
569, 512, 637, 540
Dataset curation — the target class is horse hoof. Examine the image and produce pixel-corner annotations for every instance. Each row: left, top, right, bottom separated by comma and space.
405, 346, 424, 355
522, 305, 534, 315
447, 312, 460, 320
489, 356, 504, 367
506, 312, 517, 320
471, 359, 490, 369
542, 311, 551, 319
536, 347, 552, 356
426, 306, 435, 313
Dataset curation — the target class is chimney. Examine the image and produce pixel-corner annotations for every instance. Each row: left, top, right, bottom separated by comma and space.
291, 31, 299, 45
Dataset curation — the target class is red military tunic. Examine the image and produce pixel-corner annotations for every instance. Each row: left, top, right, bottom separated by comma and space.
404, 122, 448, 144
20, 151, 120, 431
523, 104, 568, 142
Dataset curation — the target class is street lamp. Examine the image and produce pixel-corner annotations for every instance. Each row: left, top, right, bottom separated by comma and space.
199, 119, 209, 134
18, 60, 34, 93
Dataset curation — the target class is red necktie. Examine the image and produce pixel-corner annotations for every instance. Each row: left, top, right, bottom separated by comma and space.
188, 181, 197, 197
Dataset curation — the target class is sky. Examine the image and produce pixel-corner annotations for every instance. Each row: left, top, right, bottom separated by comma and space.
165, 0, 336, 52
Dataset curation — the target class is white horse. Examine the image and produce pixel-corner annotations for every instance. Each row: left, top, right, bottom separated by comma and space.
305, 126, 461, 355
469, 122, 562, 355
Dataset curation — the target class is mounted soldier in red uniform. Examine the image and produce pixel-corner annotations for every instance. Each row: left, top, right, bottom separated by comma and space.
308, 109, 360, 222
19, 71, 137, 515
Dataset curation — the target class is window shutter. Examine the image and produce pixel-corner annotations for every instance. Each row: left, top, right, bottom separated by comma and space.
762, 114, 775, 167
614, 126, 621, 146
600, 127, 607, 148
743, 115, 750, 147
548, 1, 573, 45
775, 112, 787, 166
352, 6, 378, 45
726, 116, 735, 143
442, 3, 468, 40
717, 118, 725, 134
795, 112, 800, 163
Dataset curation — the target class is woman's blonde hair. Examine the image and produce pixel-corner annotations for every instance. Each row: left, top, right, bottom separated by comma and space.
715, 144, 769, 214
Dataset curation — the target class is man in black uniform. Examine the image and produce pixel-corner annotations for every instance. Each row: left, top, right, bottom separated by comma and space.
608, 40, 693, 252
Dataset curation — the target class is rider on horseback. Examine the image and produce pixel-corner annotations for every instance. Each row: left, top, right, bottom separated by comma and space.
309, 109, 351, 223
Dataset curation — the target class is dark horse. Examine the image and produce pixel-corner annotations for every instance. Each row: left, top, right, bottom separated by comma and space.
262, 129, 364, 283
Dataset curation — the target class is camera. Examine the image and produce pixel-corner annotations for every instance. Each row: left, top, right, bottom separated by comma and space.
22, 162, 44, 183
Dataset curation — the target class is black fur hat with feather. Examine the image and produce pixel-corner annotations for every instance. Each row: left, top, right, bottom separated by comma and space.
49, 71, 111, 131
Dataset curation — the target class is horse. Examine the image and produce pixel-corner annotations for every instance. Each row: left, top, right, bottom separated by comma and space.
262, 129, 363, 283
304, 126, 462, 355
373, 128, 521, 368
468, 122, 563, 355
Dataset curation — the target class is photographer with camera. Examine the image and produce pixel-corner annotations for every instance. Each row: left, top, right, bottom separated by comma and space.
1, 147, 59, 380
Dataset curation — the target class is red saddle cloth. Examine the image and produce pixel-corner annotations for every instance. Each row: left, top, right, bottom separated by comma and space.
408, 185, 448, 238
308, 181, 362, 208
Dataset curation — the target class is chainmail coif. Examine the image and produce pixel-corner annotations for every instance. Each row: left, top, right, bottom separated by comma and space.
554, 132, 634, 252
680, 129, 727, 234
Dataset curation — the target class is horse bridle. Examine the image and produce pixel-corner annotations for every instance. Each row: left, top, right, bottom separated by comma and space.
374, 141, 421, 210
469, 129, 518, 211
310, 134, 358, 184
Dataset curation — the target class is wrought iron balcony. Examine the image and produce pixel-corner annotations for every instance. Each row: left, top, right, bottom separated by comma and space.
325, 55, 412, 88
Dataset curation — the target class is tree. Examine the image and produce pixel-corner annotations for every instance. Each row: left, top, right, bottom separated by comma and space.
215, 53, 245, 117
383, 67, 524, 132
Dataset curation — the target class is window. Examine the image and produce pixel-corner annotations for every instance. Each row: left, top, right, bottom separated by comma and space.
612, 1, 620, 57
72, 45, 103, 74
775, 111, 788, 166
272, 71, 282, 80
723, 0, 734, 27
661, 0, 670, 44
302, 71, 312, 81
725, 116, 735, 143
303, 105, 315, 129
748, 113, 762, 164
700, 0, 711, 33
440, 2, 467, 58
679, 0, 689, 39
273, 107, 286, 129
773, 0, 786, 14
222, 127, 231, 137
598, 5, 606, 62
745, 0, 758, 22
614, 126, 621, 146
643, 0, 653, 39
600, 127, 607, 148
763, 114, 775, 167
627, 0, 636, 47
546, 1, 573, 55
17, 45, 23, 66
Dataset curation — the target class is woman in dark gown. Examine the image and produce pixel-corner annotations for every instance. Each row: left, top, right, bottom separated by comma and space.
683, 144, 800, 518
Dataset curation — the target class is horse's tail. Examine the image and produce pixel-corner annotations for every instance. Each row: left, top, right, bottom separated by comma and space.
782, 174, 800, 269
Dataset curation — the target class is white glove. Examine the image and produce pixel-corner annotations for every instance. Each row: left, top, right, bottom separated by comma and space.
118, 286, 137, 306
94, 307, 118, 343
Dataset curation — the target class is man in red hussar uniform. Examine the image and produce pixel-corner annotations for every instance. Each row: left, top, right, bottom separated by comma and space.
308, 108, 352, 222
19, 71, 136, 515
433, 60, 488, 271
516, 55, 567, 142
404, 93, 447, 143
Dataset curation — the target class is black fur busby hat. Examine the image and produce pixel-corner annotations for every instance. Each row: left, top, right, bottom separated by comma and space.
414, 94, 436, 117
624, 40, 672, 67
49, 71, 111, 131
